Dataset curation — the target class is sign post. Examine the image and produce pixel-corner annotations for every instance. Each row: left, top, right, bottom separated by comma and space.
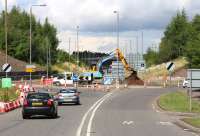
25, 64, 36, 87
1, 63, 12, 102
186, 69, 200, 112
166, 62, 175, 87
1, 78, 12, 102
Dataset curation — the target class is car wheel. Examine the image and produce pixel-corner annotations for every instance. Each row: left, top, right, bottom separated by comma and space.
55, 82, 59, 86
76, 101, 80, 105
51, 111, 58, 119
22, 114, 29, 119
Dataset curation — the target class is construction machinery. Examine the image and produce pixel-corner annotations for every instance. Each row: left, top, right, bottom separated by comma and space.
97, 48, 136, 77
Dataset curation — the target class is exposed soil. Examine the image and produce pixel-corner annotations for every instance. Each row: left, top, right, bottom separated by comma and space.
173, 68, 187, 77
125, 71, 144, 85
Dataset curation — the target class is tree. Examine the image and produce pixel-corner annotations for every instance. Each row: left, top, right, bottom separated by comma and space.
143, 48, 159, 67
0, 7, 59, 65
185, 15, 200, 68
159, 9, 190, 61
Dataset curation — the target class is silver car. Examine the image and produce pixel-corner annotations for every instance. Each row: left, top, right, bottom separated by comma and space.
57, 89, 80, 105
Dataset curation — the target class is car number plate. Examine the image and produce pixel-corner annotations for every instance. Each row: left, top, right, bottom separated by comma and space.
64, 98, 72, 101
32, 102, 43, 106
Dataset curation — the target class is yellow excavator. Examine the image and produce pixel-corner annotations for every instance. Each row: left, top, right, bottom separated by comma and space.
95, 48, 136, 78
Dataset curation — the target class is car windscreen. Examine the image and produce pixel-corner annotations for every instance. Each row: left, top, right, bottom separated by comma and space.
27, 93, 51, 99
60, 89, 76, 93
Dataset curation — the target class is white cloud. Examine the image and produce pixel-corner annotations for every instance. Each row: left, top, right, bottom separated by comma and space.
0, 0, 17, 10
1, 0, 200, 53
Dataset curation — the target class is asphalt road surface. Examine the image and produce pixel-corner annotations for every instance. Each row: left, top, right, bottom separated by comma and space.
0, 87, 198, 136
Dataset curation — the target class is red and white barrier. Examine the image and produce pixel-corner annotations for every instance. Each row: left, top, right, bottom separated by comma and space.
0, 99, 21, 113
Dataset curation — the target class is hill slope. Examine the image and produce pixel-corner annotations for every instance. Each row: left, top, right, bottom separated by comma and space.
139, 57, 188, 80
0, 51, 44, 72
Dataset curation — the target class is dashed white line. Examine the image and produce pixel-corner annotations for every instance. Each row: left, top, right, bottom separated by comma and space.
157, 121, 173, 126
122, 121, 134, 125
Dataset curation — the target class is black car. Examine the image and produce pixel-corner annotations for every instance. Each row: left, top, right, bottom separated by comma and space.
22, 92, 58, 119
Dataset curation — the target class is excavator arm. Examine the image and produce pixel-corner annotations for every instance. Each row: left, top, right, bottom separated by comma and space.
115, 48, 133, 71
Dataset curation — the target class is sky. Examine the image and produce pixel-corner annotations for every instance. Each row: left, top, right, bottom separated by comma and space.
0, 0, 200, 54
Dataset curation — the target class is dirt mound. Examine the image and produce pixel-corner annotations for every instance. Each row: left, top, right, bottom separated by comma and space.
125, 72, 144, 85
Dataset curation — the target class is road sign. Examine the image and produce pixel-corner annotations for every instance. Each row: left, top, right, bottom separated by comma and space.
26, 65, 36, 72
2, 63, 12, 72
166, 62, 175, 71
72, 74, 79, 81
1, 78, 12, 88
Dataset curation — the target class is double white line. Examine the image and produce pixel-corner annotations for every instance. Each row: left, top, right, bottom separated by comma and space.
76, 92, 113, 136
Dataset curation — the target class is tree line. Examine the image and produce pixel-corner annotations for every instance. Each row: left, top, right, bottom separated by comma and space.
144, 10, 200, 68
0, 7, 74, 65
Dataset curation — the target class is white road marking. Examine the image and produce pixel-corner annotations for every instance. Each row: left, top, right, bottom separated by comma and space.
122, 121, 134, 125
86, 93, 112, 136
156, 110, 160, 113
157, 121, 173, 126
152, 104, 155, 110
76, 92, 112, 136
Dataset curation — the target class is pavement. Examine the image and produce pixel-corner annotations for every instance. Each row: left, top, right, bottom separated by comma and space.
0, 87, 199, 136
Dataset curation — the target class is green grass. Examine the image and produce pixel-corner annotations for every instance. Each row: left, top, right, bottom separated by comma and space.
0, 88, 19, 102
183, 118, 200, 128
159, 91, 200, 113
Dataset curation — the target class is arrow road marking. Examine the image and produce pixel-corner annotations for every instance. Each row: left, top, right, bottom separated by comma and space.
122, 121, 134, 125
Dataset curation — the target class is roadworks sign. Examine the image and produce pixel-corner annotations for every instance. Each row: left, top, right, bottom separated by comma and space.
25, 65, 36, 72
1, 78, 12, 88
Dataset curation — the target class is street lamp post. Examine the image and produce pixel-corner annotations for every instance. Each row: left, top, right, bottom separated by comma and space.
136, 36, 138, 71
4, 0, 8, 77
114, 11, 119, 88
68, 37, 71, 63
75, 26, 79, 89
76, 26, 79, 72
29, 4, 46, 87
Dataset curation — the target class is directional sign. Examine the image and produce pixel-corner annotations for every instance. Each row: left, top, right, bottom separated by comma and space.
72, 74, 79, 82
166, 62, 175, 72
1, 78, 12, 88
26, 65, 36, 72
2, 63, 12, 72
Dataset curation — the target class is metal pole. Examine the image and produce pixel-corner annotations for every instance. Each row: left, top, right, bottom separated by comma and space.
49, 44, 51, 76
141, 31, 143, 55
4, 0, 8, 78
29, 6, 32, 86
29, 4, 46, 87
117, 12, 119, 84
77, 26, 79, 72
136, 36, 138, 71
46, 38, 49, 79
76, 26, 79, 89
69, 37, 71, 63
114, 11, 119, 88
189, 69, 192, 112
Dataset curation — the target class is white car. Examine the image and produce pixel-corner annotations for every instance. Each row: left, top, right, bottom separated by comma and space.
182, 79, 189, 88
53, 76, 73, 86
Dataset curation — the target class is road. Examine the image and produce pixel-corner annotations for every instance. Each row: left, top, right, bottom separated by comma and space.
0, 87, 198, 136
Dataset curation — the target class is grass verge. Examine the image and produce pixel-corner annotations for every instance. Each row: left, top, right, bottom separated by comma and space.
0, 88, 19, 102
182, 118, 200, 128
158, 91, 200, 113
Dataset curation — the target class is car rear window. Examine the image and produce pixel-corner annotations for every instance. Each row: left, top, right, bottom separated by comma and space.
60, 89, 76, 93
27, 93, 51, 99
